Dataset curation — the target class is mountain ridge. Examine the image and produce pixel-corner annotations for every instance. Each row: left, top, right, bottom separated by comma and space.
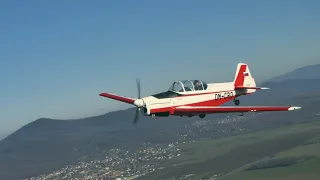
267, 63, 320, 82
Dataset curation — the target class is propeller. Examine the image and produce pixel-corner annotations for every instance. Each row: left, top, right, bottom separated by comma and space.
133, 78, 143, 124
137, 78, 141, 99
133, 107, 140, 124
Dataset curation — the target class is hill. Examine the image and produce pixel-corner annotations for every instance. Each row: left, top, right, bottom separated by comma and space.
0, 110, 195, 179
268, 63, 320, 82
136, 118, 320, 180
0, 63, 320, 180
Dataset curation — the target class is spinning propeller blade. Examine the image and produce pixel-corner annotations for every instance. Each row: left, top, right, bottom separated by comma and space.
134, 107, 140, 124
134, 78, 141, 124
137, 78, 141, 99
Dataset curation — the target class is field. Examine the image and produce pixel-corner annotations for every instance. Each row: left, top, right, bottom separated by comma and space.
136, 119, 320, 180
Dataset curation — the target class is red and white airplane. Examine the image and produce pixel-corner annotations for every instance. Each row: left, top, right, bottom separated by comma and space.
99, 63, 301, 123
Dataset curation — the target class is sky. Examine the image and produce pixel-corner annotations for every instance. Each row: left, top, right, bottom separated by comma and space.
0, 0, 320, 136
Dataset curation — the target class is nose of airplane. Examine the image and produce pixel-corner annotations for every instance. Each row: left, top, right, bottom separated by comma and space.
134, 99, 144, 107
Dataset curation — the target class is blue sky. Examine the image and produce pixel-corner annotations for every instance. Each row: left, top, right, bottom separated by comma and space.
0, 0, 319, 136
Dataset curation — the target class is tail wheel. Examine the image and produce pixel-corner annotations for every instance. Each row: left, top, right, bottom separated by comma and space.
234, 99, 240, 106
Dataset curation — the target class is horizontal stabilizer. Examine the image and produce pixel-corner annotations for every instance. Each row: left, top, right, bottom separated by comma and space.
174, 105, 301, 115
99, 92, 135, 104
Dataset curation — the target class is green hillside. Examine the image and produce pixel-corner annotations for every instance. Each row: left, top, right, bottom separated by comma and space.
137, 119, 320, 180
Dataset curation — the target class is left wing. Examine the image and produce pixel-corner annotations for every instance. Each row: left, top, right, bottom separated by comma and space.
99, 92, 136, 105
174, 106, 301, 115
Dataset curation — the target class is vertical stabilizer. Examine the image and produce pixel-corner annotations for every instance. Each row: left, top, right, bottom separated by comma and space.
234, 63, 256, 88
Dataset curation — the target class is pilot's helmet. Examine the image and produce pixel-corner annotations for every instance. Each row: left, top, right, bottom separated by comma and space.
195, 80, 200, 86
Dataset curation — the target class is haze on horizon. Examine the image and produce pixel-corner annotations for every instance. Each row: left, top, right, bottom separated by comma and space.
0, 0, 320, 136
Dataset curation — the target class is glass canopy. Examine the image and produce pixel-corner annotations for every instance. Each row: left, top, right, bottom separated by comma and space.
168, 80, 208, 92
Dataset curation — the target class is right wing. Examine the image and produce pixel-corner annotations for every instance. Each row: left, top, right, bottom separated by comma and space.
235, 86, 270, 90
174, 105, 301, 115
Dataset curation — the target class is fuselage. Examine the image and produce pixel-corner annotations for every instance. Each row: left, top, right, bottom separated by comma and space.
140, 81, 256, 116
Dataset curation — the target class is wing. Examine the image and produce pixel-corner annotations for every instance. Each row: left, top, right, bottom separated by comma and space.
99, 92, 135, 104
174, 106, 301, 115
235, 86, 269, 90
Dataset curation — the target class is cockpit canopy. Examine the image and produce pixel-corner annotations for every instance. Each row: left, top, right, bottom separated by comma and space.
168, 80, 208, 92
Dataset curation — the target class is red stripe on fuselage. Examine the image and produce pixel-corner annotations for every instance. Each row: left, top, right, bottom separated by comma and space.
150, 107, 173, 114
149, 97, 232, 114
187, 96, 233, 106
149, 93, 251, 114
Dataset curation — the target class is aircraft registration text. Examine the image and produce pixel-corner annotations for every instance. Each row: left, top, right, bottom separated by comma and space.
214, 92, 233, 100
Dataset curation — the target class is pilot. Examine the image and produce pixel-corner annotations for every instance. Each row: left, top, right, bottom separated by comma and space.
194, 80, 202, 90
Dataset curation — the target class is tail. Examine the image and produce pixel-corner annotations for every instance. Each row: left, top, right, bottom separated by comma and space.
234, 63, 256, 87
233, 63, 268, 91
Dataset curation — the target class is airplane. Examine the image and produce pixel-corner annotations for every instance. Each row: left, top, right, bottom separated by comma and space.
99, 63, 301, 123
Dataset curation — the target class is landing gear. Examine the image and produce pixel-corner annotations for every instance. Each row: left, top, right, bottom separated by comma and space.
234, 99, 240, 106
199, 114, 206, 119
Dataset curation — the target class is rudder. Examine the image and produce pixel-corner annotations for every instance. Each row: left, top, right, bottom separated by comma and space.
233, 63, 256, 88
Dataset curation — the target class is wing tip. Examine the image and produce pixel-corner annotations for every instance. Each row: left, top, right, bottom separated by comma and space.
99, 92, 108, 96
288, 106, 302, 111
